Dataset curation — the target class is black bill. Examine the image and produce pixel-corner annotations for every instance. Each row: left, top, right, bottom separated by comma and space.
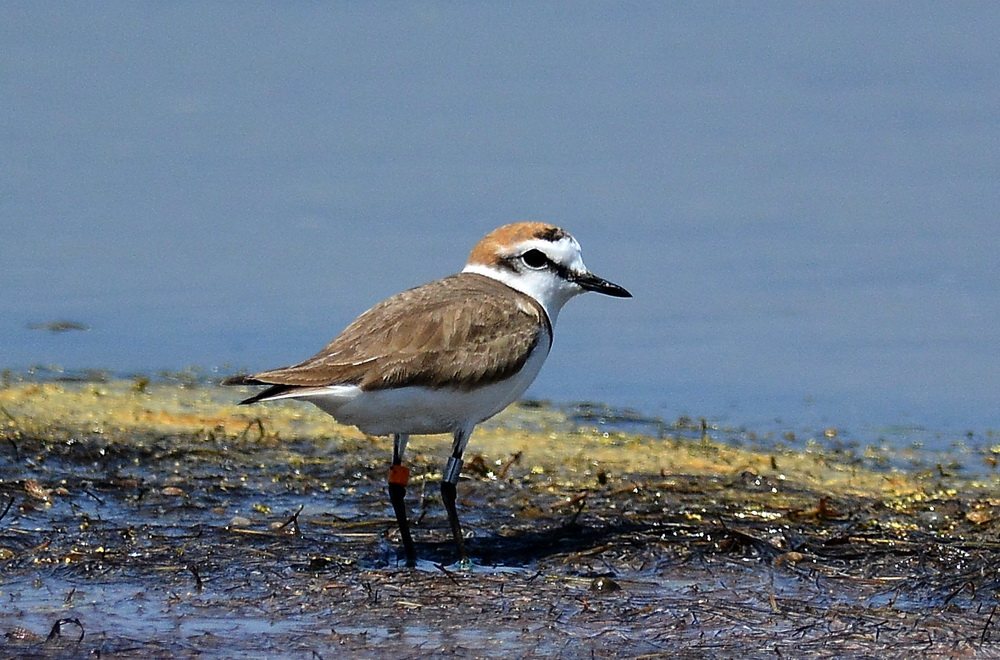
572, 271, 632, 298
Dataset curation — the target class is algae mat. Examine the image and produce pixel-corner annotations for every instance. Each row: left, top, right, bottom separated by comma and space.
2, 380, 1000, 658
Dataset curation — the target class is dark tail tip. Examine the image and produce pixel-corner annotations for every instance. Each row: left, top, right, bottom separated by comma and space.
222, 374, 266, 405
222, 374, 260, 387
222, 376, 296, 406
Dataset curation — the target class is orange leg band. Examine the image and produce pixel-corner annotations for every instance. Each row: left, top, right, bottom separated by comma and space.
388, 464, 410, 487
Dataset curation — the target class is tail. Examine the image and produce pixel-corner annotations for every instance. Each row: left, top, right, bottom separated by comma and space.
221, 374, 298, 405
221, 374, 262, 387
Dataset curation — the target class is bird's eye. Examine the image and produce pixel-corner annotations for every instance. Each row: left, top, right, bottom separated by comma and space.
520, 249, 548, 270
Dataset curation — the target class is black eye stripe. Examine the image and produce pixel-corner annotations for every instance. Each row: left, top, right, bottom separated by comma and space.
497, 248, 575, 283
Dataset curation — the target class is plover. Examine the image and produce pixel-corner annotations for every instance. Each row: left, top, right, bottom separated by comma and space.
224, 222, 631, 565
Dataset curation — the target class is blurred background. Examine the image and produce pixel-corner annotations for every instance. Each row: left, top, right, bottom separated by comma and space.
3, 4, 998, 441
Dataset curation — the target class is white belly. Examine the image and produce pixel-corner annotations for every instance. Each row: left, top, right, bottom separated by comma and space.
285, 340, 550, 436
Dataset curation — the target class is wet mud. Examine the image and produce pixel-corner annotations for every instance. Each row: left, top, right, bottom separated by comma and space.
2, 378, 1000, 658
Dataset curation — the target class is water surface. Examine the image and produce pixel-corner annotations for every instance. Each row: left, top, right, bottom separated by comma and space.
3, 4, 998, 446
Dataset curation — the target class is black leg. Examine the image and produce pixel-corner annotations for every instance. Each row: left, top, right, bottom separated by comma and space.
388, 479, 416, 567
440, 476, 467, 563
441, 426, 472, 564
388, 434, 416, 567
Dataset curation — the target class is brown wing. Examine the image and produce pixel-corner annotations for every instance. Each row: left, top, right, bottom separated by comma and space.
240, 273, 551, 393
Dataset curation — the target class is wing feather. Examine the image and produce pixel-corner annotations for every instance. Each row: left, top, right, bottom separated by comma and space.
241, 273, 550, 392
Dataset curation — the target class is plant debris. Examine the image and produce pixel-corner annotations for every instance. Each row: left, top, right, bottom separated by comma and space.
1, 379, 999, 658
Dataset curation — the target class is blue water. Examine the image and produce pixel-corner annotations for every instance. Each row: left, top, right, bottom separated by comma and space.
2, 4, 999, 444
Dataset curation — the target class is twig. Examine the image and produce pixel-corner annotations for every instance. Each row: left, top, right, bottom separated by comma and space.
496, 451, 522, 480
983, 604, 997, 643
0, 494, 14, 524
276, 504, 305, 535
46, 617, 85, 643
188, 564, 204, 590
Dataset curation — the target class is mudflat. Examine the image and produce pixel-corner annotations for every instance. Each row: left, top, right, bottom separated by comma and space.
2, 377, 999, 658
